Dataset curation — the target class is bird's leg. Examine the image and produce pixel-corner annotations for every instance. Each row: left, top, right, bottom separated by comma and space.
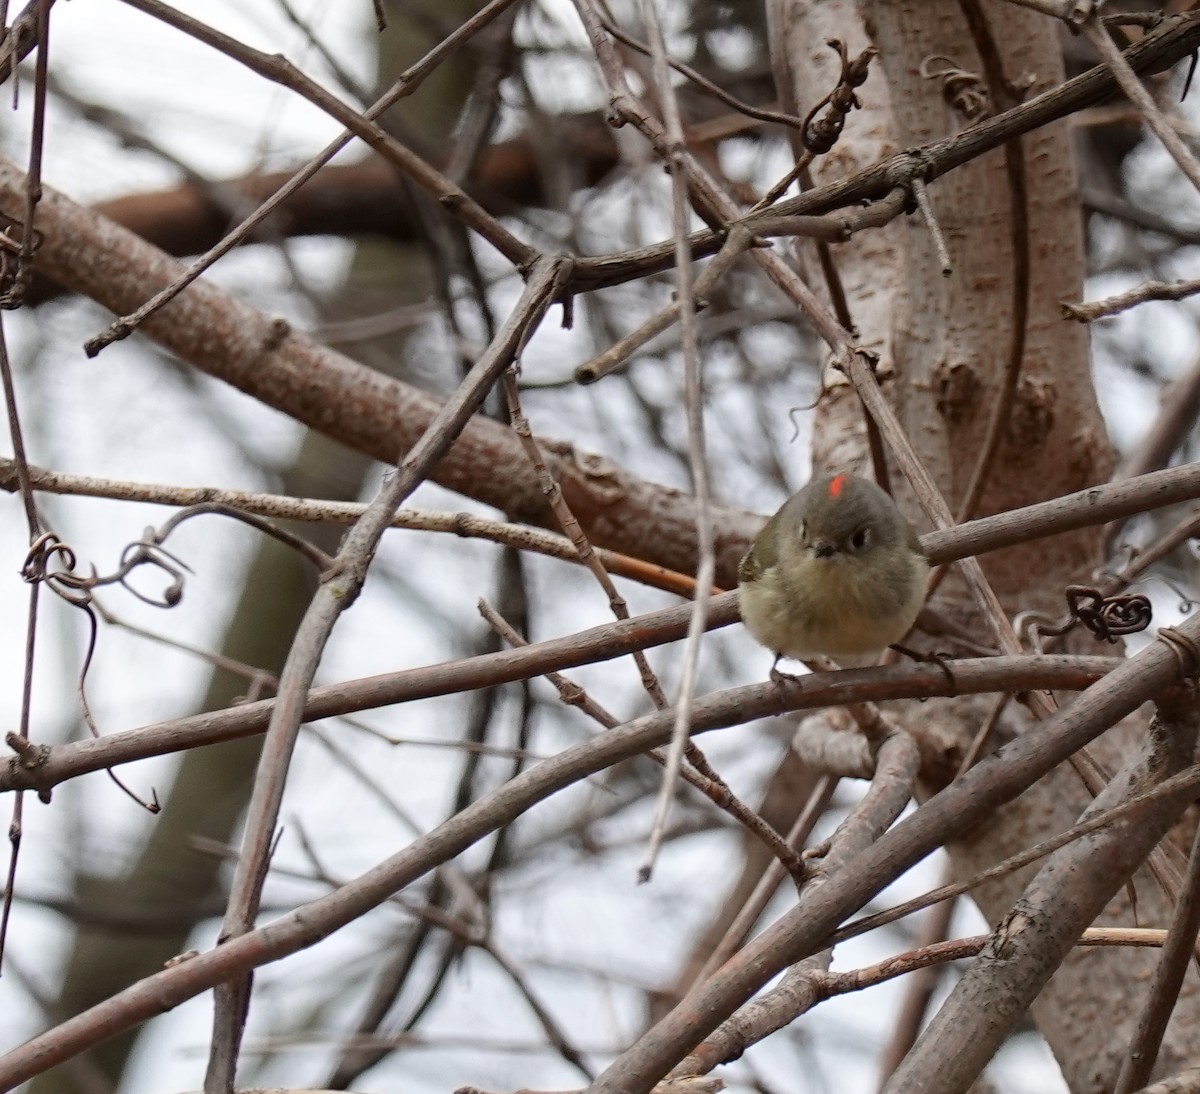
769, 653, 805, 686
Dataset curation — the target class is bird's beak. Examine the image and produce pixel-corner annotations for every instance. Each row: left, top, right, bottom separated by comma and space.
811, 541, 836, 559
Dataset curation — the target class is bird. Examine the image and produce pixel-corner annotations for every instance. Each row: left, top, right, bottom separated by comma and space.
737, 472, 929, 674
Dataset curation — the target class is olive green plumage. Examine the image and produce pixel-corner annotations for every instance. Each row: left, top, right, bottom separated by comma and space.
738, 473, 928, 663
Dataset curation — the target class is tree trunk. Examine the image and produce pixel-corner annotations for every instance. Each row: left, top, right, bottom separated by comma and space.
770, 1, 1199, 1088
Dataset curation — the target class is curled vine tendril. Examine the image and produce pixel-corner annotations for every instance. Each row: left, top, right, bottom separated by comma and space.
14, 507, 330, 813
1023, 585, 1153, 651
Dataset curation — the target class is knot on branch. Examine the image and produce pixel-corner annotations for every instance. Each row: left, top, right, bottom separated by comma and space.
803, 40, 878, 156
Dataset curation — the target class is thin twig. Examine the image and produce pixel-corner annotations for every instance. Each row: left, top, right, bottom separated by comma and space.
821, 925, 1168, 1002
0, 650, 1124, 798
920, 462, 1200, 564
478, 600, 805, 883
500, 370, 670, 708
0, 311, 40, 970
834, 760, 1200, 948
271, 0, 373, 104
92, 0, 533, 354
1062, 275, 1200, 322
629, 0, 717, 884
910, 177, 952, 277
0, 458, 701, 597
1114, 801, 1200, 1092
1082, 16, 1200, 199
593, 8, 805, 131
203, 255, 569, 1089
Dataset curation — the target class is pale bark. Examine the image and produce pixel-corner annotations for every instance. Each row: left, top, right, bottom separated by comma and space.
768, 2, 1199, 1089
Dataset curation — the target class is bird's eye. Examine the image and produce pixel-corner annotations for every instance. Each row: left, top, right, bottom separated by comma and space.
849, 526, 869, 550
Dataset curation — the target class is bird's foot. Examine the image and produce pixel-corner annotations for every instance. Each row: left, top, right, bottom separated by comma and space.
769, 655, 805, 686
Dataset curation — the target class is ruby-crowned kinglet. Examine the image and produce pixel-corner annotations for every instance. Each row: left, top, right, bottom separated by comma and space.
737, 472, 929, 668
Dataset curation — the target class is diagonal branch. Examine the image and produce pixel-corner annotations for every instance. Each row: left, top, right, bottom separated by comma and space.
0, 648, 1162, 1089
582, 616, 1200, 1094
203, 255, 570, 1090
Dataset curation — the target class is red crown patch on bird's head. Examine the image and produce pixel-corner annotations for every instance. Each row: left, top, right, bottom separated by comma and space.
828, 474, 848, 500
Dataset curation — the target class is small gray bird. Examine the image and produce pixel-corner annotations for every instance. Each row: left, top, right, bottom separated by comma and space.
738, 472, 929, 670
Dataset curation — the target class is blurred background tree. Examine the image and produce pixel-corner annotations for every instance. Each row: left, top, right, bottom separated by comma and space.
2, 2, 1200, 1093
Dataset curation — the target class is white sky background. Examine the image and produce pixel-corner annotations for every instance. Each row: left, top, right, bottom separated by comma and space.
0, 2, 1193, 1093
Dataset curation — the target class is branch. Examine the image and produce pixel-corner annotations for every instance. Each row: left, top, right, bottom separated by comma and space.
20, 13, 1200, 308
570, 12, 1200, 292
1063, 275, 1200, 322
0, 650, 1148, 1088
884, 684, 1200, 1092
203, 254, 571, 1087
582, 616, 1200, 1094
0, 154, 756, 585
672, 727, 921, 1077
